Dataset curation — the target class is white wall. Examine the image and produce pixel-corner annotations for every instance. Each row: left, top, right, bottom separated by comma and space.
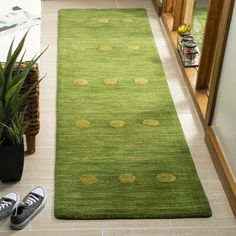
212, 4, 236, 181
0, 0, 41, 61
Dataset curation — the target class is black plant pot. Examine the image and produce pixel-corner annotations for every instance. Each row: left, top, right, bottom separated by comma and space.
0, 143, 24, 182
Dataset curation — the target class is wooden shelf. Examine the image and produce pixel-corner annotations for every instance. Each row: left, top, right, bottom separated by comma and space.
162, 13, 208, 126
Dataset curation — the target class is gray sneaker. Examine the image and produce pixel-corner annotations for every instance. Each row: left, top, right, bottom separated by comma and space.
0, 192, 20, 221
10, 187, 47, 230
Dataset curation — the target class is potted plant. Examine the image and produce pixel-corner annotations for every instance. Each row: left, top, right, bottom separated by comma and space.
0, 32, 46, 182
0, 113, 26, 182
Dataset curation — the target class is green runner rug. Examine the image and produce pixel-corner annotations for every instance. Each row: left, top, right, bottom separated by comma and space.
55, 9, 212, 219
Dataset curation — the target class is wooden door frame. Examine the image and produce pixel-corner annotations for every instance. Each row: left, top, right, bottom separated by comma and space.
182, 0, 195, 25
152, 0, 163, 16
161, 0, 185, 31
204, 0, 236, 216
196, 0, 224, 90
162, 0, 175, 13
205, 0, 235, 125
172, 0, 184, 30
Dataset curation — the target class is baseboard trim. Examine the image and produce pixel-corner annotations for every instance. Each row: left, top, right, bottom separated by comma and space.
205, 127, 236, 216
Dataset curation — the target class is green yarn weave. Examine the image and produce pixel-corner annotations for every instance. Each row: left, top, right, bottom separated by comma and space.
55, 9, 212, 219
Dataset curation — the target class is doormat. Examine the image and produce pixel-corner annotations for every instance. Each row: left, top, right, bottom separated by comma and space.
55, 9, 212, 219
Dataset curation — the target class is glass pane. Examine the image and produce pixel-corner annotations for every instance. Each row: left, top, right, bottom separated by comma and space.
192, 0, 210, 51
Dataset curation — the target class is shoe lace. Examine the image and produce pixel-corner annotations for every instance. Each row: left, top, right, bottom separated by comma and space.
13, 193, 40, 216
0, 200, 12, 210
24, 193, 39, 206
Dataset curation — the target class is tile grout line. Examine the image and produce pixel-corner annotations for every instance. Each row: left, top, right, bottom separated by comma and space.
21, 226, 236, 232
169, 219, 173, 227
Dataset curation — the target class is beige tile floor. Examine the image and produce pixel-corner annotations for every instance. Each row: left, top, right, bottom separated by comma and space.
1, 0, 236, 235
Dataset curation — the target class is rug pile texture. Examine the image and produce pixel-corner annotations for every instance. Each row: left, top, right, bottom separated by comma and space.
55, 9, 212, 219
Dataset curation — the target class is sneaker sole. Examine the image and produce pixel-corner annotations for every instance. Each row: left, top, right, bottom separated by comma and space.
10, 190, 47, 230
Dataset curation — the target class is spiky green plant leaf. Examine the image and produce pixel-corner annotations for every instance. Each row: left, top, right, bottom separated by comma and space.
3, 32, 28, 88
0, 62, 4, 99
5, 79, 25, 108
6, 38, 14, 63
0, 31, 47, 145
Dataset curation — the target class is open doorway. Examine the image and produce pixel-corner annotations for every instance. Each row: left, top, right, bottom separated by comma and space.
159, 0, 234, 122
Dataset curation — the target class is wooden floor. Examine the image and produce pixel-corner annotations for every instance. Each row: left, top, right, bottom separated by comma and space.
0, 0, 236, 235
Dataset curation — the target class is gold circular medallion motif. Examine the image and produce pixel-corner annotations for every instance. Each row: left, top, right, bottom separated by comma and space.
156, 173, 176, 183
75, 120, 91, 129
143, 119, 160, 127
103, 79, 118, 85
100, 44, 113, 52
122, 18, 134, 23
128, 45, 140, 50
74, 79, 88, 86
98, 18, 110, 23
119, 174, 135, 183
109, 120, 126, 128
134, 78, 149, 85
80, 175, 97, 185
